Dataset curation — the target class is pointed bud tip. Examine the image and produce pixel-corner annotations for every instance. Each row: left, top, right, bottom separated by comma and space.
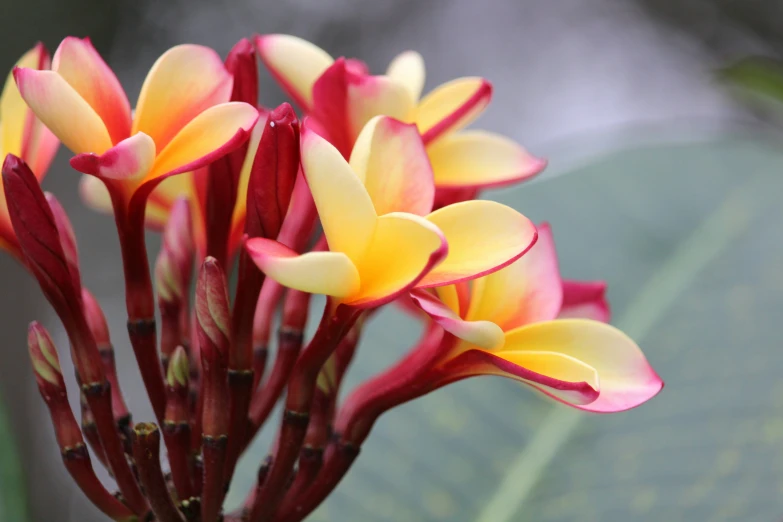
167, 346, 190, 387
27, 322, 63, 387
269, 103, 297, 126
2, 153, 25, 178
82, 289, 111, 346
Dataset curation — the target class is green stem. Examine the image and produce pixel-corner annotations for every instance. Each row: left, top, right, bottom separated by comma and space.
0, 393, 29, 522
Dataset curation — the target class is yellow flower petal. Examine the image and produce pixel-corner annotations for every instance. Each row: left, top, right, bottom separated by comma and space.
502, 319, 663, 412
14, 68, 113, 154
427, 130, 546, 188
79, 175, 112, 215
467, 222, 562, 329
70, 132, 156, 180
347, 75, 415, 141
1, 44, 47, 161
300, 127, 377, 263
415, 77, 491, 144
245, 238, 360, 298
255, 34, 334, 111
349, 212, 447, 307
349, 116, 434, 216
419, 200, 537, 287
148, 101, 258, 181
51, 37, 131, 144
411, 290, 504, 350
435, 285, 460, 315
386, 51, 425, 101
132, 44, 233, 152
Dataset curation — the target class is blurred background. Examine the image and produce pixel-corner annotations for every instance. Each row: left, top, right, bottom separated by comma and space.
1, 0, 783, 520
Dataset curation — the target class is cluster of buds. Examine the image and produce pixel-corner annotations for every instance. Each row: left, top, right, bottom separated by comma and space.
0, 34, 663, 522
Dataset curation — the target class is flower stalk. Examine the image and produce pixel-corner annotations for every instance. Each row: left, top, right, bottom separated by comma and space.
131, 422, 186, 522
163, 346, 195, 501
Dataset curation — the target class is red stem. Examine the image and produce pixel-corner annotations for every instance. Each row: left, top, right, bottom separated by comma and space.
164, 382, 195, 501
246, 289, 311, 446
44, 391, 133, 521
132, 423, 186, 522
84, 383, 149, 515
276, 327, 449, 521
200, 341, 230, 521
112, 192, 167, 422
159, 302, 182, 371
247, 302, 358, 522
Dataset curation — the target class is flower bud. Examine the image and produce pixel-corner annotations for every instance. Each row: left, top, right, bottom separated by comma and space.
155, 198, 194, 305
244, 103, 300, 241
166, 345, 190, 388
81, 288, 110, 348
225, 37, 258, 109
45, 192, 80, 293
3, 155, 81, 322
196, 256, 231, 362
27, 321, 64, 392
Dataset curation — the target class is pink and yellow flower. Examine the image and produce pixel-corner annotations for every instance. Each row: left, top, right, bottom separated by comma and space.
15, 37, 258, 221
245, 115, 537, 308
412, 223, 663, 412
0, 44, 59, 256
255, 34, 545, 190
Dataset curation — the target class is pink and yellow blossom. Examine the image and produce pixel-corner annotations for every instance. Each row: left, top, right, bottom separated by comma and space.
256, 34, 545, 189
412, 223, 663, 412
0, 44, 59, 256
246, 116, 537, 308
15, 37, 258, 219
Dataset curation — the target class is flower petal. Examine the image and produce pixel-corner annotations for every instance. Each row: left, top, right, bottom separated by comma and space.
349, 116, 434, 216
51, 37, 131, 144
559, 281, 611, 322
311, 61, 415, 157
300, 127, 377, 263
427, 130, 546, 189
467, 222, 562, 329
349, 212, 447, 308
347, 74, 415, 144
70, 132, 155, 180
439, 348, 599, 405
411, 289, 504, 350
132, 44, 234, 152
14, 68, 113, 154
503, 319, 663, 412
419, 200, 537, 287
255, 34, 334, 112
415, 77, 492, 144
245, 238, 359, 298
147, 102, 258, 181
1, 44, 52, 167
386, 51, 425, 101
78, 175, 112, 215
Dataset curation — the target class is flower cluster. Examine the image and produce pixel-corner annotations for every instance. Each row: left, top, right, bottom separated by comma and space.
0, 34, 663, 522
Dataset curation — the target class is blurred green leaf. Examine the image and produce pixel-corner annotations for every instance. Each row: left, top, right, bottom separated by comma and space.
0, 394, 29, 521
231, 138, 783, 521
719, 58, 783, 101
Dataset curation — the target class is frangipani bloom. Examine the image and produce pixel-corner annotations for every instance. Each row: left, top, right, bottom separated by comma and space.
256, 34, 545, 189
412, 223, 663, 412
246, 116, 536, 308
0, 44, 59, 255
15, 37, 258, 221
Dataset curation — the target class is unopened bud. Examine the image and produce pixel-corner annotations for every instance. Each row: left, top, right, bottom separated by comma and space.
166, 346, 190, 388
196, 257, 231, 362
27, 321, 63, 391
155, 198, 193, 304
81, 289, 110, 348
244, 103, 300, 241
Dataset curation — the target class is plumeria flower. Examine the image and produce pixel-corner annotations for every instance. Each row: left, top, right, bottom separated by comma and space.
15, 37, 259, 224
245, 116, 537, 308
412, 223, 663, 412
256, 34, 546, 191
0, 44, 59, 257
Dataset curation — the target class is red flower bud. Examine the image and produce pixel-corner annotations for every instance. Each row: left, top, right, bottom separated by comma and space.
81, 288, 110, 348
44, 192, 80, 292
3, 155, 81, 323
245, 103, 300, 241
155, 198, 194, 305
226, 37, 259, 108
196, 256, 231, 363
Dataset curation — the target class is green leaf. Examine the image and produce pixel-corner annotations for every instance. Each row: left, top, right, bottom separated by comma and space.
0, 393, 29, 521
231, 137, 783, 521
